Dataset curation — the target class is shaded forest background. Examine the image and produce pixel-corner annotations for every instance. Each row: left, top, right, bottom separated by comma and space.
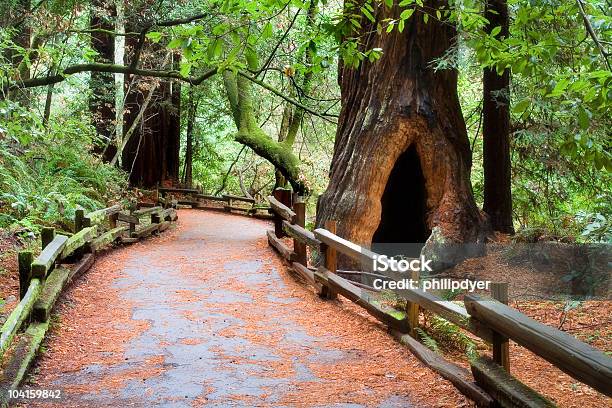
0, 0, 610, 244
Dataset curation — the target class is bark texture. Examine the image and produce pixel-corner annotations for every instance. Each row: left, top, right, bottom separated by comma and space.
122, 77, 181, 187
483, 0, 514, 234
317, 0, 487, 257
119, 24, 181, 187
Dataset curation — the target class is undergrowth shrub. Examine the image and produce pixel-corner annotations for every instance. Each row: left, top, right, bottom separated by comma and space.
0, 100, 128, 236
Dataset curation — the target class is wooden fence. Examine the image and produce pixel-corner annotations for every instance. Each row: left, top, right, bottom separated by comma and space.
266, 189, 612, 408
158, 187, 273, 219
0, 200, 179, 406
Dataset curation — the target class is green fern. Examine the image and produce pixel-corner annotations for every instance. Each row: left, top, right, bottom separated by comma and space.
416, 328, 441, 353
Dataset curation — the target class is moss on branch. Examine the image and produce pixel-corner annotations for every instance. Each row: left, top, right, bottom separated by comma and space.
223, 70, 307, 193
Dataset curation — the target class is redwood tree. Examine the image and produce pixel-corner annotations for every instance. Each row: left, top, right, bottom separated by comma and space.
316, 0, 488, 259
482, 0, 514, 234
122, 76, 181, 187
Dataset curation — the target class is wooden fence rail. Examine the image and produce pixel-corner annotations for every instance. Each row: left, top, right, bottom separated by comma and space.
265, 188, 612, 407
159, 188, 273, 219
0, 198, 180, 406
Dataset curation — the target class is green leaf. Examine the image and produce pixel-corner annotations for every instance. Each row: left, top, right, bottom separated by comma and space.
398, 19, 405, 32
400, 9, 414, 20
490, 26, 501, 37
513, 99, 530, 115
547, 78, 570, 97
361, 7, 375, 22
262, 22, 273, 40
578, 107, 590, 130
167, 38, 183, 49
146, 32, 162, 43
179, 63, 191, 77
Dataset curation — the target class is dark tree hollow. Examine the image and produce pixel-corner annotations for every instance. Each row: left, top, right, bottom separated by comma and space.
373, 145, 430, 245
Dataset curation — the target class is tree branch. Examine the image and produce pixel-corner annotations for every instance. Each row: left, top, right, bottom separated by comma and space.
238, 70, 338, 123
4, 63, 217, 91
576, 0, 611, 71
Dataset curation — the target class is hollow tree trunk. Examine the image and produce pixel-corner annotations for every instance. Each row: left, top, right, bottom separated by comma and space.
483, 0, 514, 234
89, 0, 116, 161
316, 0, 488, 265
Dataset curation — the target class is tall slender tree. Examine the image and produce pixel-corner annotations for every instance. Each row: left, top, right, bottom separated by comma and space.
482, 0, 514, 233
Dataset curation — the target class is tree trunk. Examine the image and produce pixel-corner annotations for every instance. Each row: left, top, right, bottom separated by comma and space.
4, 0, 31, 104
122, 76, 181, 187
316, 0, 487, 265
483, 0, 514, 234
42, 83, 54, 126
183, 86, 196, 188
89, 0, 116, 161
120, 24, 181, 188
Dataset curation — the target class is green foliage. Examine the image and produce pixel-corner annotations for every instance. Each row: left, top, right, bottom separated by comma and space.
416, 327, 441, 353
0, 100, 128, 236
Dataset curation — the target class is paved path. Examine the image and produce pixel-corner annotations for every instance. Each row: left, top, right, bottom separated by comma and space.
27, 210, 467, 407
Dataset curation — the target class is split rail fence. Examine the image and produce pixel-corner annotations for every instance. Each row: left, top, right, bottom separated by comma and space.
158, 187, 272, 219
265, 188, 612, 408
0, 200, 179, 407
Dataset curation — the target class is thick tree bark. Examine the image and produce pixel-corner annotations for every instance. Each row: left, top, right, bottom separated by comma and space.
317, 0, 487, 264
89, 0, 116, 161
483, 0, 514, 234
121, 31, 181, 187
122, 77, 181, 187
114, 0, 125, 165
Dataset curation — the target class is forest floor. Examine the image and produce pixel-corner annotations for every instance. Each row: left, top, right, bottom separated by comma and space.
0, 210, 609, 407
16, 210, 469, 407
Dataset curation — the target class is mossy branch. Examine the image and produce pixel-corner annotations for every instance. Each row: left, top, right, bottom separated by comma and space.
222, 70, 307, 193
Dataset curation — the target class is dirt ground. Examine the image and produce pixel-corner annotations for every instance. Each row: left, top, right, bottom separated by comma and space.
0, 233, 21, 324
21, 210, 470, 407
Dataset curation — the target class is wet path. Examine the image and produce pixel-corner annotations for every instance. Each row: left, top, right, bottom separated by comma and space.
27, 210, 468, 407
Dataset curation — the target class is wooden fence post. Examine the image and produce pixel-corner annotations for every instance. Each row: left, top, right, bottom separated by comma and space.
491, 282, 510, 372
75, 209, 85, 232
129, 204, 137, 237
41, 227, 55, 250
18, 251, 33, 300
319, 220, 338, 300
109, 212, 118, 229
407, 269, 420, 336
272, 188, 292, 238
151, 211, 161, 225
293, 199, 307, 266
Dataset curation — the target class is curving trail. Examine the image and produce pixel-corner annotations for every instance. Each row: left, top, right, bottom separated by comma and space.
26, 210, 469, 407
